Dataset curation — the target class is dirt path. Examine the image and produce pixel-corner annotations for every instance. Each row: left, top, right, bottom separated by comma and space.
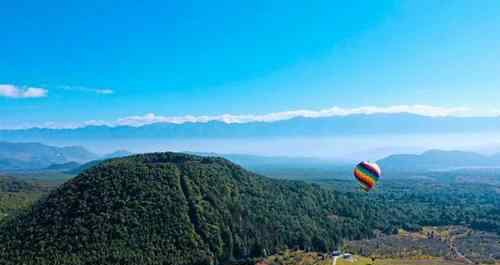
448, 228, 473, 264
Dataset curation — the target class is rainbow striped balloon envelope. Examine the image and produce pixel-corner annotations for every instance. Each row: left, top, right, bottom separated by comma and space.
353, 161, 381, 191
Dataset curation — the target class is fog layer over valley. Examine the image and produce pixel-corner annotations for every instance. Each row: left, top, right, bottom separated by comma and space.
29, 132, 500, 162
3, 114, 500, 160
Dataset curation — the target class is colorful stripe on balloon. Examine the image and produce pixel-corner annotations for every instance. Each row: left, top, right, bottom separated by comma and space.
354, 161, 381, 191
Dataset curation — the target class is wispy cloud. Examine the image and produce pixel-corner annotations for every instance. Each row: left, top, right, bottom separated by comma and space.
109, 105, 472, 127
0, 84, 47, 98
60, 85, 114, 95
94, 88, 114, 94
9, 105, 487, 130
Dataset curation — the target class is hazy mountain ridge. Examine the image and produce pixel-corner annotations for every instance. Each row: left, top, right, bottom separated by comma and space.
0, 142, 98, 171
2, 114, 500, 141
0, 142, 95, 163
102, 150, 133, 159
43, 162, 82, 171
378, 149, 500, 172
0, 142, 130, 172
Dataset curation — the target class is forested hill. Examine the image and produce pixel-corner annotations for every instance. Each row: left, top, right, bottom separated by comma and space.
0, 152, 377, 265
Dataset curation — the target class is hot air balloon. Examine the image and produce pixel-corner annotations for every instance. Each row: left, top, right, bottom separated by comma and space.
353, 161, 381, 191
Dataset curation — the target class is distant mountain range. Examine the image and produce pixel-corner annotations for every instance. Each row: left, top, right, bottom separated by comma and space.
378, 149, 500, 172
0, 142, 131, 172
1, 114, 500, 141
0, 142, 98, 171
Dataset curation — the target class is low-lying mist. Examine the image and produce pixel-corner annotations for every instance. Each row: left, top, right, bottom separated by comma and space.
39, 132, 500, 161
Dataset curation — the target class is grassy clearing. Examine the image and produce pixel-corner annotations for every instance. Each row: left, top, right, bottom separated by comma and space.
337, 256, 464, 265
0, 192, 44, 222
259, 226, 500, 265
260, 251, 467, 265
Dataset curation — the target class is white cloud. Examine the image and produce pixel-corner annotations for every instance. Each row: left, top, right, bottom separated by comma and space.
94, 89, 114, 94
6, 105, 494, 130
0, 84, 47, 98
60, 85, 114, 95
92, 105, 474, 127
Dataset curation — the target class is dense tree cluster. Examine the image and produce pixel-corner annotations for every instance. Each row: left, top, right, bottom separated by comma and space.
317, 179, 500, 235
0, 153, 375, 265
0, 153, 499, 265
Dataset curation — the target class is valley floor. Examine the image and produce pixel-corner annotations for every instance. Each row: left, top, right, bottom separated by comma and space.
259, 251, 493, 265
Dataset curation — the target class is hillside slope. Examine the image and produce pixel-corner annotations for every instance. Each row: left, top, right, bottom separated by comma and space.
0, 153, 374, 265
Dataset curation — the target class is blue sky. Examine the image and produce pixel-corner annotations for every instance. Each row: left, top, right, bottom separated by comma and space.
2, 0, 500, 128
